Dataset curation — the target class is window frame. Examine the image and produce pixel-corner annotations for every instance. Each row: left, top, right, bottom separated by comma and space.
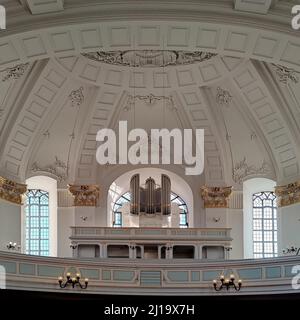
252, 191, 277, 259
25, 189, 50, 256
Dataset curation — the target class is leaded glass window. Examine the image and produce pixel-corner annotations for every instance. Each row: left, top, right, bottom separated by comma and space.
252, 191, 277, 258
25, 190, 49, 256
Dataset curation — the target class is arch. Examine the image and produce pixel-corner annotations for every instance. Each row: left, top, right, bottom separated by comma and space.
107, 167, 194, 227
243, 177, 276, 258
23, 176, 57, 256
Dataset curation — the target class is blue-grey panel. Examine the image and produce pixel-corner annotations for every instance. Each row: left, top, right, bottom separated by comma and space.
38, 265, 65, 277
140, 271, 161, 286
191, 271, 200, 281
284, 265, 298, 278
79, 268, 100, 280
113, 270, 135, 281
0, 261, 17, 274
265, 266, 281, 279
238, 268, 262, 279
202, 270, 222, 281
19, 263, 35, 275
102, 270, 111, 280
168, 271, 188, 282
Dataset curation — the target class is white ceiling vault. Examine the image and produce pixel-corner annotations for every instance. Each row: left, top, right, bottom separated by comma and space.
0, 0, 300, 189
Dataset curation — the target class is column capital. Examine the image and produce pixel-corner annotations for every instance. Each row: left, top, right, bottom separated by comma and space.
0, 176, 27, 205
200, 186, 232, 208
275, 180, 300, 207
68, 184, 100, 206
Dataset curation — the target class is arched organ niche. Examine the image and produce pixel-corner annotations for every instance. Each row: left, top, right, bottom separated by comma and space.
126, 174, 175, 227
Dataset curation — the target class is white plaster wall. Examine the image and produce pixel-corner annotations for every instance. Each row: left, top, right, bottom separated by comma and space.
57, 208, 74, 258
25, 176, 58, 257
227, 209, 243, 259
205, 208, 243, 259
278, 203, 300, 255
0, 200, 21, 252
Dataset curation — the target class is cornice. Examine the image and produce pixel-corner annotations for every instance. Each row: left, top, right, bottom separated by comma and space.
1, 0, 296, 37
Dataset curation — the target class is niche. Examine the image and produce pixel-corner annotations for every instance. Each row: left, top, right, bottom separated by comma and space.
202, 246, 224, 260
107, 245, 129, 258
144, 245, 159, 259
78, 245, 100, 258
173, 245, 195, 259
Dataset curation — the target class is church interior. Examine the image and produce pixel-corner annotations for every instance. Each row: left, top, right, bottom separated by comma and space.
0, 0, 300, 304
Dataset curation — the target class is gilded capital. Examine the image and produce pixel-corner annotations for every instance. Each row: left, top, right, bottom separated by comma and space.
0, 176, 27, 205
275, 181, 300, 207
68, 184, 100, 206
200, 186, 232, 208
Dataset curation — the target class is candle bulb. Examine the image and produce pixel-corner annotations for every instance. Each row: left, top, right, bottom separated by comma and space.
85, 278, 89, 283
66, 272, 71, 278
58, 276, 63, 282
230, 274, 235, 280
76, 273, 80, 279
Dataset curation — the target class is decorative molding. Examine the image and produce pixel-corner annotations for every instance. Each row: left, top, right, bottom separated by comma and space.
0, 176, 27, 205
124, 93, 174, 111
216, 87, 232, 106
1, 63, 30, 82
23, 0, 64, 15
31, 156, 68, 182
275, 180, 300, 207
232, 157, 271, 184
272, 64, 299, 85
200, 186, 233, 208
82, 50, 217, 67
68, 87, 84, 106
68, 184, 100, 207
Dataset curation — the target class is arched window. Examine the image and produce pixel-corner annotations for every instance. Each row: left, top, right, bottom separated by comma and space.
112, 191, 188, 228
25, 189, 49, 256
252, 191, 277, 258
112, 192, 131, 227
170, 192, 188, 228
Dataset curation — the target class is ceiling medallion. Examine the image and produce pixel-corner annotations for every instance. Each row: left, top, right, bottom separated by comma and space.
82, 50, 217, 67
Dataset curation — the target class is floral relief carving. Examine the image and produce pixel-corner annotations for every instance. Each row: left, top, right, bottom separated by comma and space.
272, 64, 299, 85
232, 158, 271, 184
31, 156, 68, 182
1, 63, 30, 82
83, 50, 217, 67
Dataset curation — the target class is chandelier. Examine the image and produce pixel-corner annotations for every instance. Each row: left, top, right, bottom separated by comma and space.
213, 274, 242, 291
